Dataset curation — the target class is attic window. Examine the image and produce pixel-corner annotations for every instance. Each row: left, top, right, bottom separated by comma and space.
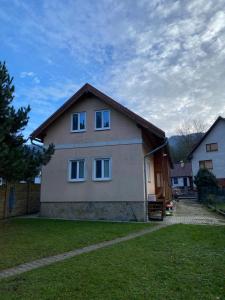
71, 112, 86, 132
206, 143, 218, 152
95, 110, 110, 130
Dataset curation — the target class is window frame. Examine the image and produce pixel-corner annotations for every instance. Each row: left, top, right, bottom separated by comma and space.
68, 159, 86, 182
95, 110, 111, 131
71, 112, 86, 132
199, 160, 213, 170
206, 143, 218, 152
93, 158, 112, 181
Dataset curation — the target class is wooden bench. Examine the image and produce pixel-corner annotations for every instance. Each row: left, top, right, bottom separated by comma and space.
148, 201, 164, 221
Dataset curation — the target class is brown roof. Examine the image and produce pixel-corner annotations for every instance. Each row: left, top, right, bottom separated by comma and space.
170, 162, 192, 177
30, 83, 165, 141
188, 116, 225, 158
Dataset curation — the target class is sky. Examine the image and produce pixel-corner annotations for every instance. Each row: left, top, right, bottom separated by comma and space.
1, 0, 225, 137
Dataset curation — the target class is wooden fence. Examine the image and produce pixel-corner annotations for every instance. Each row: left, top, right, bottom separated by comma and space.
0, 183, 40, 219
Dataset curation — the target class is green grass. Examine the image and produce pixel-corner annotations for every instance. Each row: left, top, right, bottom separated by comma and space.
0, 218, 153, 270
216, 202, 225, 212
0, 225, 224, 300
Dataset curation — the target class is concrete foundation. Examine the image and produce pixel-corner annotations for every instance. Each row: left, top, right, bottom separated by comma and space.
40, 201, 146, 222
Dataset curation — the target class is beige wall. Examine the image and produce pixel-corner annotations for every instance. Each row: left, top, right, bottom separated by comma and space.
41, 95, 147, 204
44, 96, 142, 145
41, 144, 145, 203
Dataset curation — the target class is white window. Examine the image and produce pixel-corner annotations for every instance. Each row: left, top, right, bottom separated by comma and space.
69, 160, 85, 182
95, 110, 110, 130
93, 158, 111, 181
71, 112, 86, 132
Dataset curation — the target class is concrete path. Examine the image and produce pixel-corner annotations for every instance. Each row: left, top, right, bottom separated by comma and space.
164, 198, 225, 225
0, 223, 168, 280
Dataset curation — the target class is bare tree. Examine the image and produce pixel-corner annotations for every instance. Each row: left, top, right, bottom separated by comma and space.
171, 119, 207, 163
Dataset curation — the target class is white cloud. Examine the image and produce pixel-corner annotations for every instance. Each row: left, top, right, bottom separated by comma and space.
20, 71, 35, 78
2, 0, 225, 136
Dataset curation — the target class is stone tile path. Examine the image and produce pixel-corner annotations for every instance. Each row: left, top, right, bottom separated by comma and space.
163, 198, 225, 226
0, 223, 168, 280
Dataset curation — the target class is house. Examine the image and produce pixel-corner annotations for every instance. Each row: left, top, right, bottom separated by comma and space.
188, 116, 225, 187
30, 84, 172, 222
170, 162, 193, 189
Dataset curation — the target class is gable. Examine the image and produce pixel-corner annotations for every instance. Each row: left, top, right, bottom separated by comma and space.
30, 83, 165, 141
43, 94, 143, 145
188, 117, 225, 158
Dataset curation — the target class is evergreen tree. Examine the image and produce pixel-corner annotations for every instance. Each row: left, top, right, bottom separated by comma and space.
0, 61, 54, 182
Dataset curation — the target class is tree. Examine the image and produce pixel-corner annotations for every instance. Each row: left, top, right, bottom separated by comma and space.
194, 168, 218, 203
194, 168, 218, 189
170, 119, 206, 163
0, 61, 54, 183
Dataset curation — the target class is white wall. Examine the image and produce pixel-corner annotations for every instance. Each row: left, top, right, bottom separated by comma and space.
171, 177, 190, 188
191, 119, 225, 179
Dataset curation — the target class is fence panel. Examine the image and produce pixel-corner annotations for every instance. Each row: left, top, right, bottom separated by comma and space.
0, 183, 40, 219
198, 186, 225, 214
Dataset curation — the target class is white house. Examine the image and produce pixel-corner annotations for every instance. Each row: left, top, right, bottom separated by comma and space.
170, 162, 193, 189
188, 116, 225, 187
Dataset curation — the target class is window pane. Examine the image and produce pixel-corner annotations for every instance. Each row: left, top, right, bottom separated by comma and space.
199, 161, 205, 169
96, 160, 102, 178
80, 112, 86, 130
103, 111, 110, 128
211, 143, 218, 151
72, 114, 78, 131
206, 160, 213, 169
96, 112, 102, 128
104, 159, 110, 178
71, 161, 77, 179
79, 161, 84, 179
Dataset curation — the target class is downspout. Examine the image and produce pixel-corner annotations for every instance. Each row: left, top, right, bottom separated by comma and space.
144, 138, 168, 221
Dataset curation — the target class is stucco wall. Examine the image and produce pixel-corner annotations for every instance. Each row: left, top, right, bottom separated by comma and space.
192, 119, 225, 178
44, 96, 142, 145
41, 95, 147, 207
41, 143, 145, 204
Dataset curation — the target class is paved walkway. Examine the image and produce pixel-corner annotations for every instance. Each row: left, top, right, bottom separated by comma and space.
163, 198, 225, 225
0, 223, 168, 280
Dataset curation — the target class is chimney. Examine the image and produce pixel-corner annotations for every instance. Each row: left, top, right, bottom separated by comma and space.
180, 160, 184, 168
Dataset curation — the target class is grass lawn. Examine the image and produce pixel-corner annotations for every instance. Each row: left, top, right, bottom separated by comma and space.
216, 202, 225, 212
0, 224, 224, 300
0, 218, 153, 270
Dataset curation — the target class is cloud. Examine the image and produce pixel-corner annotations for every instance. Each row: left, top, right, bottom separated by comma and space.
1, 0, 225, 136
20, 71, 40, 84
20, 71, 35, 78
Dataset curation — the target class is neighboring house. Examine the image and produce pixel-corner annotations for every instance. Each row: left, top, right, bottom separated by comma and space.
188, 116, 225, 187
30, 83, 172, 222
171, 162, 193, 189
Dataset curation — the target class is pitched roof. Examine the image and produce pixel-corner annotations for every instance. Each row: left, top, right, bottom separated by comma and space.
30, 83, 165, 141
170, 162, 192, 177
188, 116, 225, 158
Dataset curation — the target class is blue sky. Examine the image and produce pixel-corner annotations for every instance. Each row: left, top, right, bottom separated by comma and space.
1, 0, 225, 137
